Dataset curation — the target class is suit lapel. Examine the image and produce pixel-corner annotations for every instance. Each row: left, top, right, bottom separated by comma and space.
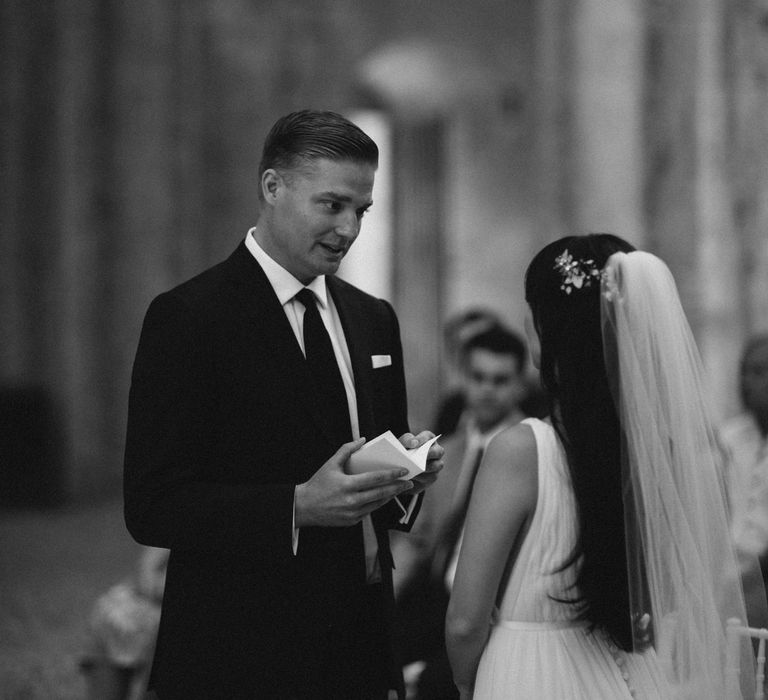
222, 243, 339, 448
223, 243, 297, 348
328, 277, 376, 441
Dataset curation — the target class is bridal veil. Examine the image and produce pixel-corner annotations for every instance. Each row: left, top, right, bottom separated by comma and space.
600, 251, 764, 699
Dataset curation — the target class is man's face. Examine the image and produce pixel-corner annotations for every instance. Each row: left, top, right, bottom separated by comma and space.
463, 348, 524, 433
742, 341, 768, 414
259, 157, 375, 284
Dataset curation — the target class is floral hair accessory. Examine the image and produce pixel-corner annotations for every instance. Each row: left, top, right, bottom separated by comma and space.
553, 249, 601, 295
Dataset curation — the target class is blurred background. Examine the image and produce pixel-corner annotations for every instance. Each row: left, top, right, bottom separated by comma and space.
1, 0, 767, 696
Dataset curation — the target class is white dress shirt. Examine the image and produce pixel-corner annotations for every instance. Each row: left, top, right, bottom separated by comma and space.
244, 229, 382, 582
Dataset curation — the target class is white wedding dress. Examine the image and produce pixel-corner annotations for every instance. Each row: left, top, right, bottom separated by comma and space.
472, 418, 672, 699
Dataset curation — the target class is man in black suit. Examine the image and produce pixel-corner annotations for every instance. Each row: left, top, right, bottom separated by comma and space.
123, 110, 443, 699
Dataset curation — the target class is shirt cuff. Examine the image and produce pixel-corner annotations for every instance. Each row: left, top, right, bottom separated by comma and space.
396, 493, 420, 525
292, 487, 300, 555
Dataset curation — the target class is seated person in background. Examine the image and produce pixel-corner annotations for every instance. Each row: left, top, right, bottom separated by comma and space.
393, 325, 528, 699
721, 332, 768, 626
81, 546, 168, 700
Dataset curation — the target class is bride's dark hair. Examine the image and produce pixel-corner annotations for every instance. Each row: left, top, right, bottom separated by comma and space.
525, 233, 636, 650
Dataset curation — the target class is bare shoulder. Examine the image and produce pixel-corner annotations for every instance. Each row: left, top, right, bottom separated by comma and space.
485, 422, 537, 473
477, 422, 538, 503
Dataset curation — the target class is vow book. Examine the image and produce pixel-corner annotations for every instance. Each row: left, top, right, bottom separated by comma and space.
347, 431, 441, 480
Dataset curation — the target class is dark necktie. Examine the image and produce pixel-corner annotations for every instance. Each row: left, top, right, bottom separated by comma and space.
295, 288, 351, 445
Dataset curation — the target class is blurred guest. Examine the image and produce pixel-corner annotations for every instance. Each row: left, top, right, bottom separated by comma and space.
393, 325, 528, 699
432, 308, 502, 437
721, 333, 768, 624
81, 546, 168, 700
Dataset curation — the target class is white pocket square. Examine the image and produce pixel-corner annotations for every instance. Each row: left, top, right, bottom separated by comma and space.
371, 354, 392, 369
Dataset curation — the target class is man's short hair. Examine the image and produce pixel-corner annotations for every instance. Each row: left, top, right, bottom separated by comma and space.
258, 110, 378, 198
460, 325, 527, 373
443, 307, 500, 347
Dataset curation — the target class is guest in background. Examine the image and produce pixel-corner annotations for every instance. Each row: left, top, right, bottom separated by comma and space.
721, 332, 768, 626
81, 546, 168, 700
393, 325, 528, 699
432, 308, 502, 437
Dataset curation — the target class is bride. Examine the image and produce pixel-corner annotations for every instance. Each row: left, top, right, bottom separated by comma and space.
446, 234, 761, 699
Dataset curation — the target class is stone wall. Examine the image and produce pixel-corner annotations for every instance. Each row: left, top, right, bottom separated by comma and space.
1, 0, 766, 500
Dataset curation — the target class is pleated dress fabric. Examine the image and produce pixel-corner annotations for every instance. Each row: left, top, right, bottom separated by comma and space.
472, 418, 672, 699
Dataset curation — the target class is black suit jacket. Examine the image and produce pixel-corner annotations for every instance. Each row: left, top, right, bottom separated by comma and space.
124, 243, 419, 699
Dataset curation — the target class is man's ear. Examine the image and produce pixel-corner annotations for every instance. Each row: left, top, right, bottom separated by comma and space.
261, 169, 281, 203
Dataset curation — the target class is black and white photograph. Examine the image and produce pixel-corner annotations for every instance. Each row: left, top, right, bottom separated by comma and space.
1, 2, 768, 698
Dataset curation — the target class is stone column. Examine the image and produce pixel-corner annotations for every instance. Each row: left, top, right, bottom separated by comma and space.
691, 0, 742, 418
532, 0, 576, 241
730, 0, 768, 334
54, 0, 104, 498
391, 118, 445, 431
0, 1, 65, 504
645, 0, 744, 418
52, 0, 210, 495
571, 0, 645, 244
533, 0, 645, 245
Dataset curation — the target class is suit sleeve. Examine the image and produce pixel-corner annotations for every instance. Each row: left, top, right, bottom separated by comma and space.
123, 292, 295, 558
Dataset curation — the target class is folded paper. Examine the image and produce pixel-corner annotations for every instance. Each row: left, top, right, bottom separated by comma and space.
348, 431, 441, 480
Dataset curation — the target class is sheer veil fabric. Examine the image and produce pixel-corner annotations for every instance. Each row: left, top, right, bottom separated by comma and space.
600, 251, 765, 699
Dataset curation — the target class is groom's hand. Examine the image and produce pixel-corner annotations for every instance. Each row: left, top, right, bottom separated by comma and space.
294, 438, 414, 528
399, 430, 444, 495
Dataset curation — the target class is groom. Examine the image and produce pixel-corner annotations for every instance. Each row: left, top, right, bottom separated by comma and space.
123, 110, 443, 699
